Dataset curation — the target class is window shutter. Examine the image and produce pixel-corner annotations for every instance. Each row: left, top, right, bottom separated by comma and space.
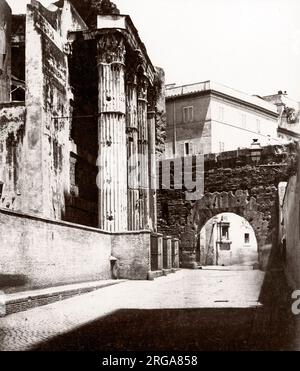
257, 119, 261, 133
189, 107, 194, 122
189, 142, 194, 155
183, 108, 187, 123
180, 143, 185, 157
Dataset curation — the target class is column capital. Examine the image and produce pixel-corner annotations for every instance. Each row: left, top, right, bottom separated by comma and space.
126, 47, 147, 86
97, 32, 126, 66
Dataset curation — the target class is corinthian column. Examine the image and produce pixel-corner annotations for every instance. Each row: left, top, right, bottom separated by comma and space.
147, 94, 157, 232
126, 71, 140, 231
137, 76, 150, 230
97, 33, 127, 232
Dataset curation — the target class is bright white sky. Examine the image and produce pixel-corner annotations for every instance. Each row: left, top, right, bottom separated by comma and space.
6, 0, 300, 101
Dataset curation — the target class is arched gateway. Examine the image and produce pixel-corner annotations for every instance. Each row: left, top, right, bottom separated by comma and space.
198, 212, 258, 267
181, 190, 269, 269
157, 144, 298, 271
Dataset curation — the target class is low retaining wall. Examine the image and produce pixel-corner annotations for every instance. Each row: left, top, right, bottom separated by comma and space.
0, 208, 112, 290
0, 208, 153, 290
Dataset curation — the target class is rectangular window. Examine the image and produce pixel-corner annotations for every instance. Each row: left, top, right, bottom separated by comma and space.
222, 226, 229, 239
183, 106, 193, 123
257, 119, 261, 133
183, 142, 194, 156
185, 142, 190, 156
244, 233, 250, 244
219, 106, 225, 121
219, 141, 225, 153
189, 142, 194, 155
242, 114, 247, 128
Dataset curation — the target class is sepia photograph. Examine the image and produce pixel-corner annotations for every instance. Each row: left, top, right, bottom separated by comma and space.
0, 0, 300, 357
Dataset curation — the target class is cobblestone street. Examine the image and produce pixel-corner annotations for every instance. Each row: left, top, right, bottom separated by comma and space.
0, 268, 293, 351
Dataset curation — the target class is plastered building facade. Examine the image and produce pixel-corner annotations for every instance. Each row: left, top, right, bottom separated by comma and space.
165, 81, 279, 158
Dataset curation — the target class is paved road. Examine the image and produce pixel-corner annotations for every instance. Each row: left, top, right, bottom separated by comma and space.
0, 269, 294, 351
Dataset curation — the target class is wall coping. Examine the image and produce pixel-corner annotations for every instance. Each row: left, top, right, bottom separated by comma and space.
0, 101, 25, 109
0, 208, 152, 236
158, 143, 297, 167
111, 230, 152, 236
162, 144, 295, 161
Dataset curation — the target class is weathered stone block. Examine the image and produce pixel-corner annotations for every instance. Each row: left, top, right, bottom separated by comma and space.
163, 236, 172, 269
111, 231, 151, 280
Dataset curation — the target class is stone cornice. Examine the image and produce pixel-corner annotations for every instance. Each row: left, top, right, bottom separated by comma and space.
278, 126, 300, 139
167, 89, 279, 119
210, 90, 279, 119
68, 15, 156, 85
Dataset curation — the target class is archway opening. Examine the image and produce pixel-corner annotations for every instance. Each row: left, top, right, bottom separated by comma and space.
197, 212, 258, 268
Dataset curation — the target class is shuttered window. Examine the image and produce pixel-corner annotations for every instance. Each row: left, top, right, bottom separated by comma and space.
181, 142, 195, 156
183, 106, 194, 123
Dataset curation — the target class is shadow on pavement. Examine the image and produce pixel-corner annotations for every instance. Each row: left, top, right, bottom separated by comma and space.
33, 306, 292, 351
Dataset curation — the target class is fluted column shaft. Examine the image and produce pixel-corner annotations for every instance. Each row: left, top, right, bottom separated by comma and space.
147, 108, 157, 232
126, 73, 140, 230
138, 78, 150, 230
97, 33, 127, 232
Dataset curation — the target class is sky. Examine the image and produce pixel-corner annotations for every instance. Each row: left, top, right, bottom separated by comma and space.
6, 0, 300, 101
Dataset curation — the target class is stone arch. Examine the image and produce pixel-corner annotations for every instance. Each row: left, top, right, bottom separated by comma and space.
181, 190, 271, 269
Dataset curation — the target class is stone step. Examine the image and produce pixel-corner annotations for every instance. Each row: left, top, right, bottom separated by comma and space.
200, 265, 257, 271
147, 268, 181, 280
0, 279, 126, 317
